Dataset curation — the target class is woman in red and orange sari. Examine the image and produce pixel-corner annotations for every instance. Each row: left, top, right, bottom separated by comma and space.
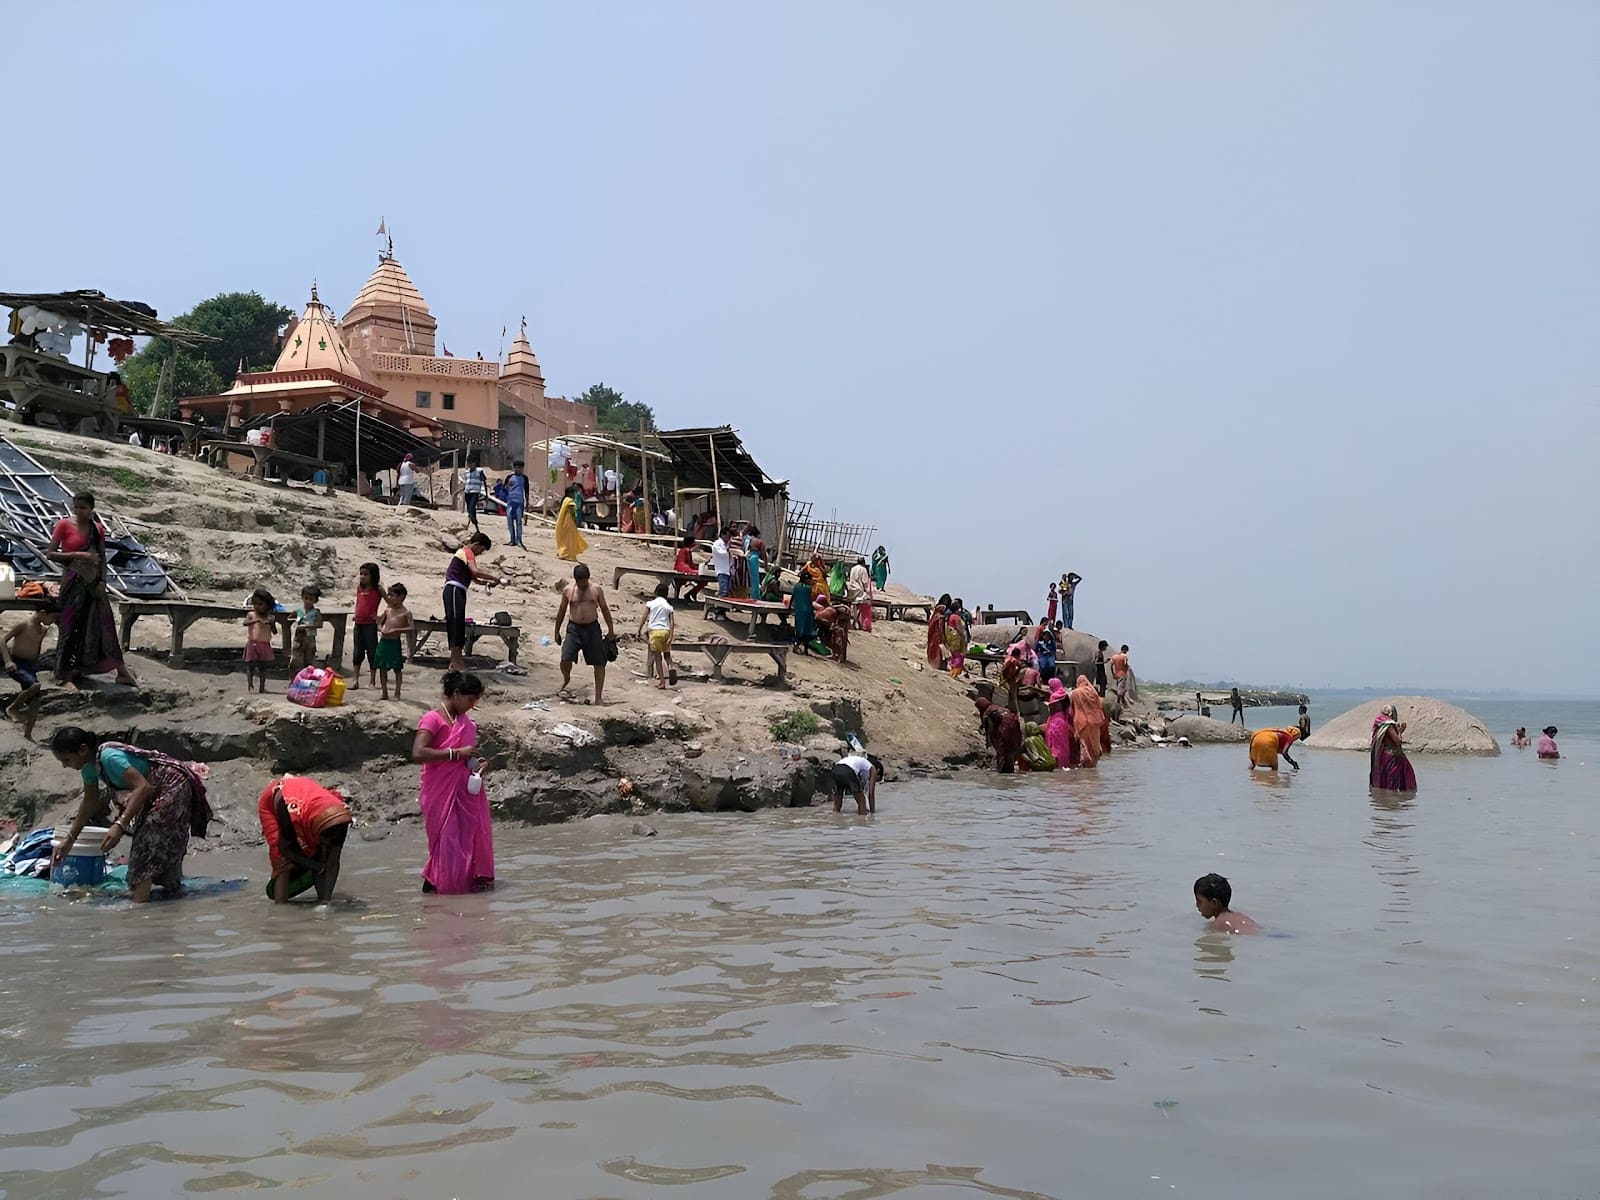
1072, 674, 1109, 766
927, 593, 952, 669
257, 775, 353, 902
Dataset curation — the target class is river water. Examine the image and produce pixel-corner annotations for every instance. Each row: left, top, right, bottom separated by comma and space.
2, 703, 1596, 1199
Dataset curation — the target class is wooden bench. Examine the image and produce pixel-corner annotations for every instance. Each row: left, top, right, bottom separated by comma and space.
674, 639, 790, 686
611, 564, 715, 601
406, 618, 521, 663
702, 595, 792, 640
117, 602, 349, 668
870, 597, 933, 622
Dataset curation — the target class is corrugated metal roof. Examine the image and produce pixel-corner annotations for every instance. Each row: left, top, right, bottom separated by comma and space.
655, 426, 786, 497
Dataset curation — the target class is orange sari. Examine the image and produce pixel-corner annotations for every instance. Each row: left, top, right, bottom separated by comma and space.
1071, 675, 1107, 766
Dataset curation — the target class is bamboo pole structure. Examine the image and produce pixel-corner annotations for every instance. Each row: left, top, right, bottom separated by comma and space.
639, 417, 650, 533
708, 432, 722, 529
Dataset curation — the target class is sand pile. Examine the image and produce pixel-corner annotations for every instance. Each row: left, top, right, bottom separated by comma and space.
1306, 697, 1499, 755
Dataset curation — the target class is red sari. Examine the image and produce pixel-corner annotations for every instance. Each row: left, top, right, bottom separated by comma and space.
926, 604, 948, 667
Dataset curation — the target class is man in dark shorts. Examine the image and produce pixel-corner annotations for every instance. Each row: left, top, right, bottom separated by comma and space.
830, 753, 883, 815
1230, 687, 1246, 726
554, 563, 616, 703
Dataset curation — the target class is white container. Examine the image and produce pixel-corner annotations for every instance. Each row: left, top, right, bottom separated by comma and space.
0, 563, 15, 601
50, 825, 111, 887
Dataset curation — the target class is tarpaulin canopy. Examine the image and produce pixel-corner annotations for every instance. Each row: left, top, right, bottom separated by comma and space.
0, 290, 216, 346
655, 426, 786, 498
243, 403, 439, 471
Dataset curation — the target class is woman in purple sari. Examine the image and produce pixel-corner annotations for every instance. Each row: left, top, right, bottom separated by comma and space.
1369, 704, 1418, 792
412, 671, 493, 893
47, 491, 136, 688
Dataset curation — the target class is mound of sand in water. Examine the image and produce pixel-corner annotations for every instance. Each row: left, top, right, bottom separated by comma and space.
1305, 697, 1499, 755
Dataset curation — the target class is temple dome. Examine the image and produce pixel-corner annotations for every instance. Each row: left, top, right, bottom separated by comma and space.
348, 255, 431, 316
503, 325, 544, 381
273, 285, 363, 379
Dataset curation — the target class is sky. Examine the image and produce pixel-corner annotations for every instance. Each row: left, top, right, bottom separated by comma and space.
5, 2, 1596, 692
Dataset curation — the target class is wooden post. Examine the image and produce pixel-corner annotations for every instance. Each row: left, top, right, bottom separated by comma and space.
775, 486, 790, 567
708, 431, 722, 530
614, 448, 623, 533
639, 417, 649, 533
316, 415, 326, 461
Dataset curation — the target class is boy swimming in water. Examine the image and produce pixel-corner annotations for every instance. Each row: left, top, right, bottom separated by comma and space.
1194, 873, 1257, 933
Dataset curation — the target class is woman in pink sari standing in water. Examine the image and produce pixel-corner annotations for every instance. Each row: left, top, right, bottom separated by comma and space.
412, 671, 493, 893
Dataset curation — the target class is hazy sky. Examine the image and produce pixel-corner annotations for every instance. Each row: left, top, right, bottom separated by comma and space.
7, 3, 1596, 691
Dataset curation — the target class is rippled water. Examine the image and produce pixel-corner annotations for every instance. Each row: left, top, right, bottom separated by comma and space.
2, 730, 1596, 1199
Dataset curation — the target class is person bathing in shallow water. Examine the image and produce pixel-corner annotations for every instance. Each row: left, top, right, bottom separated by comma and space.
1194, 873, 1257, 934
1536, 726, 1560, 759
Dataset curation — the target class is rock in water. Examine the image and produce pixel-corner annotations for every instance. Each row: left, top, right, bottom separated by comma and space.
1305, 697, 1500, 755
631, 822, 658, 837
1166, 714, 1251, 744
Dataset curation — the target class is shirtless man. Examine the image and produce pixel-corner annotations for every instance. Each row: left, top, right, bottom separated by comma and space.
1110, 644, 1131, 703
554, 563, 616, 703
3, 604, 57, 741
1194, 872, 1258, 934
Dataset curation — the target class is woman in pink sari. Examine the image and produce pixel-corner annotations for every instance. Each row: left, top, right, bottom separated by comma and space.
412, 671, 493, 893
1044, 678, 1079, 767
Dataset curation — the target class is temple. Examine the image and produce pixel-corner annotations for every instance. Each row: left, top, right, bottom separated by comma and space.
183, 239, 596, 466
179, 285, 445, 442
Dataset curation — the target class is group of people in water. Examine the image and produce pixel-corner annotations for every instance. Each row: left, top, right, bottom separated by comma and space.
1511, 726, 1562, 758
44, 668, 491, 904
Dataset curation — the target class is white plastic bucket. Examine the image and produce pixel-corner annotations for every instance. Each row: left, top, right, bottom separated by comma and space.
50, 826, 110, 887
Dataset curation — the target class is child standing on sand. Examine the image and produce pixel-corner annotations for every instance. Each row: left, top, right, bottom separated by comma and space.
1194, 873, 1257, 933
3, 604, 57, 741
636, 581, 676, 689
376, 583, 412, 701
291, 586, 322, 671
243, 589, 277, 693
350, 563, 382, 691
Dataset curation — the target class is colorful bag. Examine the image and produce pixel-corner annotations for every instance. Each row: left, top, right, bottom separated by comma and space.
287, 666, 344, 709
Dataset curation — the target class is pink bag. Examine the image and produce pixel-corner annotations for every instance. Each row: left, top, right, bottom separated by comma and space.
287, 666, 344, 708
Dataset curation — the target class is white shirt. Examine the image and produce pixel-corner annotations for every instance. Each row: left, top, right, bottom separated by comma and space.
398, 461, 416, 486
603, 469, 619, 492
464, 467, 486, 494
128, 431, 141, 446
710, 538, 731, 575
645, 597, 673, 630
838, 755, 874, 789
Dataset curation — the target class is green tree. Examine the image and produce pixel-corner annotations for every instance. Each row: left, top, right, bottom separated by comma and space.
123, 290, 293, 413
575, 382, 657, 432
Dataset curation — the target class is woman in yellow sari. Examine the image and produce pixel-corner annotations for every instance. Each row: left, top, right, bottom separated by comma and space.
554, 488, 589, 562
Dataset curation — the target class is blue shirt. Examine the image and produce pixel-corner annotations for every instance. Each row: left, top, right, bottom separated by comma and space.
83, 746, 151, 787
506, 473, 528, 505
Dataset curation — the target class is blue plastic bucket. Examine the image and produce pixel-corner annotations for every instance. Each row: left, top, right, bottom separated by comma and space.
50, 827, 109, 888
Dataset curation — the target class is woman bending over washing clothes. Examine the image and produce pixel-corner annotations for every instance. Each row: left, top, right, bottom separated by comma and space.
974, 698, 1023, 774
50, 726, 209, 902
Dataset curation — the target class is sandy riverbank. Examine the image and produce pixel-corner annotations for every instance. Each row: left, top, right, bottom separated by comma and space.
0, 425, 1162, 850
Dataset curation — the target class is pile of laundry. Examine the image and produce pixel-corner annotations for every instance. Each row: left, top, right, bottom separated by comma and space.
0, 827, 55, 879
